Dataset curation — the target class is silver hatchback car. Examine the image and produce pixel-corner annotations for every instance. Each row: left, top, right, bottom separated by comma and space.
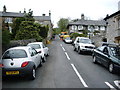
1, 46, 42, 80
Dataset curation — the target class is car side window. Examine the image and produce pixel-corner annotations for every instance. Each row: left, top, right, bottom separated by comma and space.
29, 48, 37, 57
103, 47, 109, 55
42, 44, 46, 48
97, 46, 105, 52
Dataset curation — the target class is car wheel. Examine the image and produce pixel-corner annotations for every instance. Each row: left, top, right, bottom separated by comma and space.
42, 56, 46, 63
29, 67, 36, 80
39, 60, 42, 67
78, 47, 81, 54
93, 56, 97, 64
73, 46, 76, 51
47, 51, 50, 56
109, 63, 115, 73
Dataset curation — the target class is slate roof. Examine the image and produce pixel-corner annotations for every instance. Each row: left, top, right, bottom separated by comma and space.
104, 10, 120, 20
0, 11, 25, 17
34, 16, 51, 21
68, 19, 106, 26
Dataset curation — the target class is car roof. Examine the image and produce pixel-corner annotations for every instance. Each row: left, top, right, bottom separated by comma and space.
77, 37, 90, 39
27, 42, 43, 45
6, 46, 31, 51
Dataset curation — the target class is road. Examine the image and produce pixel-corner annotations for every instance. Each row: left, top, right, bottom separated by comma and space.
2, 35, 120, 89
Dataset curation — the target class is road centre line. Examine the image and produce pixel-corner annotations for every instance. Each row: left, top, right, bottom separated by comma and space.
62, 47, 66, 52
65, 52, 70, 60
105, 82, 116, 90
114, 80, 120, 89
60, 44, 62, 47
71, 63, 88, 88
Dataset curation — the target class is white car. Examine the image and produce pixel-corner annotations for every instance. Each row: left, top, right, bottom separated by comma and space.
63, 37, 73, 44
1, 46, 42, 80
27, 42, 49, 62
74, 37, 95, 54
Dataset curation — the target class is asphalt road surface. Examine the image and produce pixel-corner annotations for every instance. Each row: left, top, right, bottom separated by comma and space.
2, 35, 120, 89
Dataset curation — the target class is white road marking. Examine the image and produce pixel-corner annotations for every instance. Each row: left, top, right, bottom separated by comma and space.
60, 44, 62, 47
71, 63, 88, 88
65, 52, 70, 60
105, 82, 116, 90
114, 80, 120, 89
62, 47, 66, 51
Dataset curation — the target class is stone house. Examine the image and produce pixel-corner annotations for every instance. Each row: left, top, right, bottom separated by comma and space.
0, 6, 25, 33
104, 10, 120, 44
67, 14, 106, 36
33, 12, 53, 40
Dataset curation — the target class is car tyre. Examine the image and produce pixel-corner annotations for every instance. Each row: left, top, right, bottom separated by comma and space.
39, 60, 42, 67
73, 46, 76, 51
42, 56, 46, 63
78, 47, 81, 54
29, 67, 36, 80
47, 51, 50, 56
109, 63, 115, 73
93, 56, 97, 64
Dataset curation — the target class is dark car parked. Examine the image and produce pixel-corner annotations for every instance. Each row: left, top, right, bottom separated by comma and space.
92, 44, 120, 74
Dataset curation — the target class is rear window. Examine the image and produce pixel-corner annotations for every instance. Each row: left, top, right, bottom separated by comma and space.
80, 38, 92, 44
2, 49, 27, 59
28, 44, 41, 49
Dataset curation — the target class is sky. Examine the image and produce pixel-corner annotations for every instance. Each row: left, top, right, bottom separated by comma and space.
0, 0, 120, 27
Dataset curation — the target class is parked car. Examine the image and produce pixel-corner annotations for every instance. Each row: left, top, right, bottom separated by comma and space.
63, 37, 73, 44
73, 37, 95, 54
27, 42, 49, 62
1, 46, 42, 80
92, 44, 120, 74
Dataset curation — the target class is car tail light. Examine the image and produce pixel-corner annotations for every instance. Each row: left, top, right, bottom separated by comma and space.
0, 64, 4, 67
21, 61, 29, 67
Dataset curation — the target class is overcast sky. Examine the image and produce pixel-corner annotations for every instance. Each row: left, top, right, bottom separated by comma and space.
1, 0, 120, 27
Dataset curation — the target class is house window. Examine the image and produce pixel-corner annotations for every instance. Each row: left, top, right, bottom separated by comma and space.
88, 26, 94, 32
5, 18, 12, 23
100, 26, 105, 31
78, 25, 83, 30
72, 25, 77, 30
94, 26, 99, 30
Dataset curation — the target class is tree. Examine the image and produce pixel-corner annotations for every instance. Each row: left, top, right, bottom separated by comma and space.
57, 18, 69, 32
15, 21, 42, 41
12, 17, 25, 39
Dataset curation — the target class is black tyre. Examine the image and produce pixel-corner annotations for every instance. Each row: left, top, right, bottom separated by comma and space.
93, 56, 97, 64
73, 46, 76, 51
78, 47, 81, 54
39, 60, 42, 67
109, 63, 115, 73
42, 56, 46, 63
29, 67, 36, 80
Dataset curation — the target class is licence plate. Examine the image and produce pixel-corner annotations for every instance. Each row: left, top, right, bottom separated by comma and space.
6, 71, 19, 75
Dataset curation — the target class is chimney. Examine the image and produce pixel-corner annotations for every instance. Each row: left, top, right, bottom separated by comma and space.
42, 14, 45, 16
3, 5, 7, 13
81, 14, 84, 20
118, 1, 120, 10
49, 10, 51, 16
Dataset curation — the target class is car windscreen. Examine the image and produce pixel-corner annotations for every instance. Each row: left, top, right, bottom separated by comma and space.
28, 44, 41, 49
65, 37, 71, 40
80, 39, 92, 44
110, 47, 120, 57
2, 49, 27, 59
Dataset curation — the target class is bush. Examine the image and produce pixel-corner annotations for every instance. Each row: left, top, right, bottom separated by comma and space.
2, 30, 10, 46
15, 30, 43, 41
70, 33, 87, 40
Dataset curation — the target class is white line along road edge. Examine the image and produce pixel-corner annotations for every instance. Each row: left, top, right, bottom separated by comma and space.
71, 63, 88, 88
65, 52, 70, 60
105, 82, 116, 90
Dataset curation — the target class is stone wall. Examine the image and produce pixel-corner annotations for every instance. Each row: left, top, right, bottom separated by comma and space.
2, 39, 36, 53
